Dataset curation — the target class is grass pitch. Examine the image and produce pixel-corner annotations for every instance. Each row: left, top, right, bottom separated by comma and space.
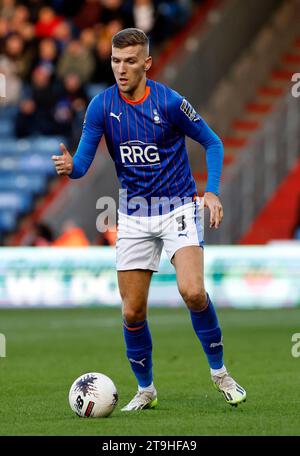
0, 306, 299, 436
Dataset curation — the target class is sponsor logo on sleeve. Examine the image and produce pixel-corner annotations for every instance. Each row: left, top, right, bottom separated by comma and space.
180, 99, 200, 122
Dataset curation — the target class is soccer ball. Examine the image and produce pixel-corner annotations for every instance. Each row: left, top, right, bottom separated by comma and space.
69, 372, 118, 418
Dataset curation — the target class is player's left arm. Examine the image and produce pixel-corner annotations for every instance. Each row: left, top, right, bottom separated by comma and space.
168, 93, 224, 229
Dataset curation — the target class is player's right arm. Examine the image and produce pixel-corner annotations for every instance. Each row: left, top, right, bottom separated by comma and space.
52, 94, 104, 178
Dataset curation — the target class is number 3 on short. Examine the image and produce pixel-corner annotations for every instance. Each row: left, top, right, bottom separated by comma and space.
176, 215, 186, 231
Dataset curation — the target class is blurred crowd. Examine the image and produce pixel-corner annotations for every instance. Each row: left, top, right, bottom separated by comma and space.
29, 220, 117, 246
0, 0, 196, 142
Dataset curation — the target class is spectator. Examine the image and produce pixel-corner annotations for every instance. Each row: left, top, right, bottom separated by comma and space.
35, 6, 63, 38
105, 18, 123, 37
92, 30, 116, 86
57, 39, 95, 84
52, 220, 90, 246
18, 21, 37, 58
4, 32, 32, 79
52, 20, 73, 52
22, 0, 47, 23
31, 37, 58, 77
0, 0, 16, 21
100, 0, 133, 29
0, 18, 9, 57
79, 27, 97, 52
60, 72, 89, 115
50, 0, 82, 17
133, 0, 155, 34
73, 0, 103, 30
54, 72, 89, 138
103, 224, 117, 245
15, 65, 59, 137
0, 16, 9, 42
30, 222, 54, 246
93, 231, 110, 246
0, 53, 22, 104
93, 220, 117, 245
15, 98, 36, 134
10, 4, 30, 32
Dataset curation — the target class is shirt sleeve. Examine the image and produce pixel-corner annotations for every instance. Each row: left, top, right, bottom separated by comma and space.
167, 89, 224, 195
69, 94, 104, 179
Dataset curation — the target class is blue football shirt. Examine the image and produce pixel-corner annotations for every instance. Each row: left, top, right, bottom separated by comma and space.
70, 79, 224, 215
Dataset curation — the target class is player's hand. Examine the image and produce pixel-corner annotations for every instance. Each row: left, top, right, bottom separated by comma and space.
204, 192, 223, 229
51, 143, 73, 176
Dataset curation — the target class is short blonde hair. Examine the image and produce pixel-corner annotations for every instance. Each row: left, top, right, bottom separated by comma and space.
112, 28, 149, 53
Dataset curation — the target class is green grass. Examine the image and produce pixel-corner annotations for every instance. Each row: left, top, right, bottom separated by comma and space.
0, 307, 299, 436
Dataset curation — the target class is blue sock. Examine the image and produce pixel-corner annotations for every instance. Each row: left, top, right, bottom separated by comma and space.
190, 293, 224, 369
123, 320, 153, 388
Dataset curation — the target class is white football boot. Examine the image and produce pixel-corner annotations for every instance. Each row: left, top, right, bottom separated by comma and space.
121, 388, 158, 411
212, 371, 246, 407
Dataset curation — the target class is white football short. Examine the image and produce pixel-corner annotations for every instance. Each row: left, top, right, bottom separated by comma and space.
116, 200, 204, 271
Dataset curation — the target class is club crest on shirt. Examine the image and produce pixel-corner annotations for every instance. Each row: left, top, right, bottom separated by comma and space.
180, 99, 200, 122
152, 109, 161, 124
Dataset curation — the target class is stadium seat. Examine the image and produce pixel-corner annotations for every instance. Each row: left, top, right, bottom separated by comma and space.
0, 210, 18, 232
0, 105, 18, 119
0, 173, 47, 194
0, 118, 14, 136
19, 154, 56, 175
0, 191, 32, 212
0, 133, 60, 239
0, 136, 65, 156
0, 155, 56, 175
31, 136, 66, 153
0, 138, 32, 155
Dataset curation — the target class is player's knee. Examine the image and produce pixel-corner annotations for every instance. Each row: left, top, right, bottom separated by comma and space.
179, 286, 207, 311
122, 307, 146, 325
